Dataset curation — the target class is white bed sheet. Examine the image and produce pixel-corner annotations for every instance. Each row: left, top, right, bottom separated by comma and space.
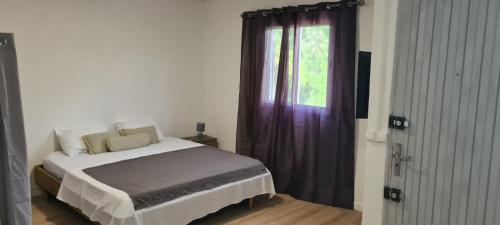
43, 137, 275, 225
43, 137, 204, 179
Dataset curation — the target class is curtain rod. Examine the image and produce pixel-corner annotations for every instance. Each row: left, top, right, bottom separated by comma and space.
241, 0, 365, 18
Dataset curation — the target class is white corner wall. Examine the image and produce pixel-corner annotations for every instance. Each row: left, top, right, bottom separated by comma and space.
199, 0, 374, 211
362, 0, 399, 224
0, 0, 205, 195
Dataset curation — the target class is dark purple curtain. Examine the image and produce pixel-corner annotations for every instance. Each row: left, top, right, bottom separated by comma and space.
237, 2, 356, 209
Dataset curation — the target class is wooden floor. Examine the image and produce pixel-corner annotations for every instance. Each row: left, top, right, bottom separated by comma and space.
32, 194, 362, 225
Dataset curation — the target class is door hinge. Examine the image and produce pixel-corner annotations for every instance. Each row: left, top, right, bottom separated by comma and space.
384, 186, 404, 202
389, 115, 409, 130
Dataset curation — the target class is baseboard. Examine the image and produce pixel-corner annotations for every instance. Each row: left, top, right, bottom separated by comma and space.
354, 201, 363, 211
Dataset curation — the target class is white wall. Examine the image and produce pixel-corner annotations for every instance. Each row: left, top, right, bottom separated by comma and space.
0, 0, 204, 194
362, 0, 399, 224
199, 0, 374, 211
0, 0, 378, 214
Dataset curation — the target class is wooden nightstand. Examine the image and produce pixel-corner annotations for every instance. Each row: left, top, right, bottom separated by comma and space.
182, 135, 219, 148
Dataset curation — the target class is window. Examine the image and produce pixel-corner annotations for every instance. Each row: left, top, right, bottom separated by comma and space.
263, 25, 330, 108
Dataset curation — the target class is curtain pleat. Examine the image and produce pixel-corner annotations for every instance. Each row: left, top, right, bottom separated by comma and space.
0, 33, 32, 225
236, 2, 356, 209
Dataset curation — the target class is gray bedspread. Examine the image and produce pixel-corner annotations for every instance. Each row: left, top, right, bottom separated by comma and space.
82, 146, 268, 210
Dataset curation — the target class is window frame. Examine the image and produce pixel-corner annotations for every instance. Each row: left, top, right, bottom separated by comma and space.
261, 24, 333, 110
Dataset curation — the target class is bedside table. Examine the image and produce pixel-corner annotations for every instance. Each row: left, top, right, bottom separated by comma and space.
182, 135, 219, 148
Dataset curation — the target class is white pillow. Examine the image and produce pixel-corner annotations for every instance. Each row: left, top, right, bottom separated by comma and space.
114, 116, 166, 140
55, 124, 107, 156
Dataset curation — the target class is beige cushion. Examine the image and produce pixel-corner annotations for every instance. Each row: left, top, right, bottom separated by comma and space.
119, 125, 159, 144
106, 133, 151, 152
82, 131, 120, 154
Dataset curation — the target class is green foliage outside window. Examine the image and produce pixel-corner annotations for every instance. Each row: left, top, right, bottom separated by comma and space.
267, 25, 330, 107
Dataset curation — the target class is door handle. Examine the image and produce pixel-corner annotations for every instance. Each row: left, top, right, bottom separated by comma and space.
392, 143, 411, 176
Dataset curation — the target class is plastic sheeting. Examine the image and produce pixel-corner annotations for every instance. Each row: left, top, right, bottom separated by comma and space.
0, 33, 31, 225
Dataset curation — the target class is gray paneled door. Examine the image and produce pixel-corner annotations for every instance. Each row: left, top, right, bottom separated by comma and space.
384, 0, 500, 224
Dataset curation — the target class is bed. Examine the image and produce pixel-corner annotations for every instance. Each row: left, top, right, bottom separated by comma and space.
35, 137, 275, 225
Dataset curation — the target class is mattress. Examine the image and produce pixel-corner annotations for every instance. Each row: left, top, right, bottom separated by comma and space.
83, 146, 268, 210
43, 137, 203, 179
43, 137, 276, 225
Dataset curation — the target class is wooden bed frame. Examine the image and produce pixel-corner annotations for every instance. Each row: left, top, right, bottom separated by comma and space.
33, 164, 255, 224
34, 165, 60, 198
33, 165, 101, 224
